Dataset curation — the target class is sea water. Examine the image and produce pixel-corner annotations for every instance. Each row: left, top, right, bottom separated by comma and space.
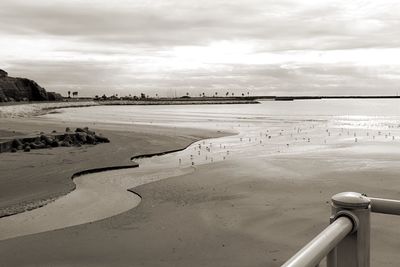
2, 99, 400, 240
42, 99, 400, 167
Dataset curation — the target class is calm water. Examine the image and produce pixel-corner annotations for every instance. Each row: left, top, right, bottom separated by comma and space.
43, 98, 400, 166
44, 99, 400, 125
2, 99, 400, 240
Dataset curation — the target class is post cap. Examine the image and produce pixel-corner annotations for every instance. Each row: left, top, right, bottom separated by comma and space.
332, 192, 370, 209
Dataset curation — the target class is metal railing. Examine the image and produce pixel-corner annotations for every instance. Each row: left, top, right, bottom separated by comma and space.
282, 192, 400, 267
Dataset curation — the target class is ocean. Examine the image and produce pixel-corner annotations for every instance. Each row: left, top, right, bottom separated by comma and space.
3, 99, 400, 240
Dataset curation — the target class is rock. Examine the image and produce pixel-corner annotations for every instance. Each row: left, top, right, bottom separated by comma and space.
83, 127, 95, 135
0, 74, 48, 102
61, 141, 71, 147
12, 139, 23, 148
40, 134, 52, 145
75, 132, 87, 143
86, 134, 95, 144
30, 142, 45, 149
65, 127, 71, 132
0, 69, 8, 78
0, 68, 55, 102
61, 133, 78, 145
63, 134, 72, 143
70, 134, 78, 143
0, 88, 6, 102
94, 135, 110, 143
51, 140, 59, 147
47, 92, 63, 101
3, 129, 110, 153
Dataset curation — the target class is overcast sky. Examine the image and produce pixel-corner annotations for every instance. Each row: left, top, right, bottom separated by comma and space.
1, 0, 400, 97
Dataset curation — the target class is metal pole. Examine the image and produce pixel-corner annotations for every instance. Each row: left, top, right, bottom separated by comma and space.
327, 246, 337, 267
328, 192, 371, 267
368, 197, 400, 215
282, 217, 353, 267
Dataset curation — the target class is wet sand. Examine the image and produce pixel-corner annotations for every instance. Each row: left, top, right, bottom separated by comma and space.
1, 150, 400, 266
0, 116, 228, 218
1, 101, 400, 266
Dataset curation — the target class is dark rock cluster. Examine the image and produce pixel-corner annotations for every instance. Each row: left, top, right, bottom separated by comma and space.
0, 69, 62, 102
10, 127, 110, 153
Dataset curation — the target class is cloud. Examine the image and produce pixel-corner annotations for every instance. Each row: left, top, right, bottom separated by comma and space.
1, 0, 400, 96
2, 0, 400, 50
6, 58, 400, 98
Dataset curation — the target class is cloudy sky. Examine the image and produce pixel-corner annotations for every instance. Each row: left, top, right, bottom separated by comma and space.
1, 0, 400, 97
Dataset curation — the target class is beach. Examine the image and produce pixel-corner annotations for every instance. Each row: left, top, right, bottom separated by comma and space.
3, 0, 400, 265
1, 100, 400, 266
0, 103, 229, 218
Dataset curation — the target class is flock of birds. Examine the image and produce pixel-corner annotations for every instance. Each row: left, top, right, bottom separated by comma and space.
175, 120, 400, 168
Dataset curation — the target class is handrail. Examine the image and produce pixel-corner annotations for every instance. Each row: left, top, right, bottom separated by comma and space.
282, 192, 400, 267
369, 197, 400, 216
282, 217, 353, 267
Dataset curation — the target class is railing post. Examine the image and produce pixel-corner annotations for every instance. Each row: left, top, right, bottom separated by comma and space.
327, 192, 371, 267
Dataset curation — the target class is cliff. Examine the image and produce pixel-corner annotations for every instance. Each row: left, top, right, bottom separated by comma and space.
0, 69, 62, 102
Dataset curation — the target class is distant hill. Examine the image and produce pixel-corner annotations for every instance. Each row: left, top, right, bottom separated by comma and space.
0, 69, 62, 102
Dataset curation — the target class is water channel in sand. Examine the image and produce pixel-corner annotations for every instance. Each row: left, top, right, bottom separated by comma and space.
1, 99, 400, 240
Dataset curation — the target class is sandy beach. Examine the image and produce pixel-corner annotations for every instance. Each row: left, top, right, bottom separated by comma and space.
1, 146, 400, 266
3, 0, 400, 266
0, 103, 229, 219
1, 101, 400, 266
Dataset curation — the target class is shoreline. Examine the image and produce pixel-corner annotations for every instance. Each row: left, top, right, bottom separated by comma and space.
3, 140, 400, 266
0, 102, 231, 218
0, 99, 259, 119
0, 101, 98, 118
3, 96, 400, 118
2, 101, 400, 266
0, 133, 236, 241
